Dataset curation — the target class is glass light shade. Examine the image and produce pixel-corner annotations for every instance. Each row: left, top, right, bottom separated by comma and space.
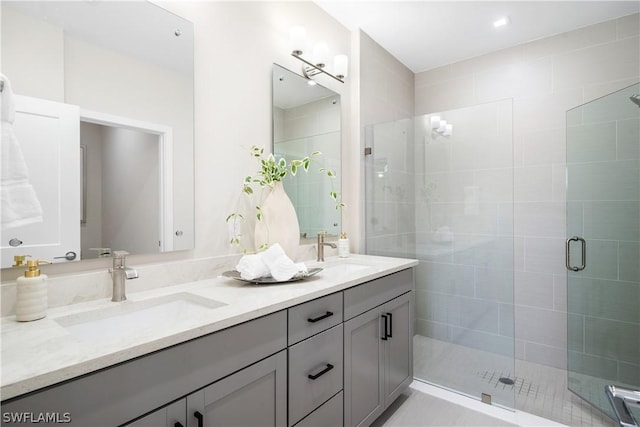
334, 54, 348, 78
313, 42, 329, 67
430, 116, 441, 129
290, 26, 306, 54
437, 120, 447, 133
444, 124, 453, 136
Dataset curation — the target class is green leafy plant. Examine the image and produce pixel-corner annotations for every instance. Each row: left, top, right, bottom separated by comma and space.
243, 145, 318, 192
226, 145, 343, 252
319, 167, 345, 211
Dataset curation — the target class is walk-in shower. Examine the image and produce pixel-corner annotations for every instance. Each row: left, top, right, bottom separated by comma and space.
365, 98, 516, 410
364, 83, 639, 426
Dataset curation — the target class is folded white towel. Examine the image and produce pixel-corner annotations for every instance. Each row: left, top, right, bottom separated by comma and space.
236, 253, 270, 281
262, 243, 307, 282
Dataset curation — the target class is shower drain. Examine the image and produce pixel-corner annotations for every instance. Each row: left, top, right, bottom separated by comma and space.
476, 371, 540, 397
499, 377, 515, 385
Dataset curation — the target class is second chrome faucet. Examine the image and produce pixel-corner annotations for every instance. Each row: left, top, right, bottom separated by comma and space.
317, 232, 337, 262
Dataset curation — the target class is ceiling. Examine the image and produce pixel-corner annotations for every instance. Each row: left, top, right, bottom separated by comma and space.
314, 1, 640, 73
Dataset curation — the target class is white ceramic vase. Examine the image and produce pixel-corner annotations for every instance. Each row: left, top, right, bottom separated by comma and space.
254, 181, 300, 260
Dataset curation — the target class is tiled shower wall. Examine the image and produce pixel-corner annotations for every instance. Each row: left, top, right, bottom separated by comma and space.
414, 13, 640, 369
413, 100, 515, 359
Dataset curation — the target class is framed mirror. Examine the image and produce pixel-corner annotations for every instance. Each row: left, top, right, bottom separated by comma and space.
272, 64, 341, 238
1, 1, 194, 267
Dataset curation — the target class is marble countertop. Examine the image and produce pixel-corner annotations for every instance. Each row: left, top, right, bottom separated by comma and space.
1, 254, 417, 401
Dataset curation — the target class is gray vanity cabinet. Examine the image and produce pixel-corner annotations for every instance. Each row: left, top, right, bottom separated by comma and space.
2, 311, 287, 427
131, 350, 287, 427
2, 266, 415, 427
127, 400, 186, 427
343, 269, 414, 427
186, 350, 287, 427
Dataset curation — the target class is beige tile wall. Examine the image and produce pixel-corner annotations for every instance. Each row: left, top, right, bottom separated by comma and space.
414, 13, 639, 369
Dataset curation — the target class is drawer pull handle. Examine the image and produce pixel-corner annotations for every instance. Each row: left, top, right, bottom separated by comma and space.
381, 314, 388, 340
386, 312, 393, 338
308, 363, 334, 380
194, 410, 203, 427
307, 311, 334, 323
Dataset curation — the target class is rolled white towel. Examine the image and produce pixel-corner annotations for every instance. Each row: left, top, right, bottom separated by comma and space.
262, 243, 306, 282
236, 253, 270, 280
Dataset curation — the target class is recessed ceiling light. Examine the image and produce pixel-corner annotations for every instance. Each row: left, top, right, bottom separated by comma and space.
493, 16, 510, 28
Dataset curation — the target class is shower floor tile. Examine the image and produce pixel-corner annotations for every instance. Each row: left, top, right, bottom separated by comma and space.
413, 335, 617, 427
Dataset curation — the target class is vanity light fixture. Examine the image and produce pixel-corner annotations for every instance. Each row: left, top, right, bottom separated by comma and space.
430, 115, 453, 137
289, 26, 347, 83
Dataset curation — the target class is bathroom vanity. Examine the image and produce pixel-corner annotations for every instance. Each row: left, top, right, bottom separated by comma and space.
1, 255, 416, 427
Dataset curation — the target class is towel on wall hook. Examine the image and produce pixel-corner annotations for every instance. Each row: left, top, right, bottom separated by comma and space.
1, 73, 44, 229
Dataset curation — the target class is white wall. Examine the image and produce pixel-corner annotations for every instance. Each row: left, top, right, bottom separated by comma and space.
415, 13, 639, 369
1, 1, 352, 281
157, 1, 352, 260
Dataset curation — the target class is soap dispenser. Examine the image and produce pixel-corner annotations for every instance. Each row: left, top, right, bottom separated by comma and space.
15, 258, 49, 322
338, 232, 350, 258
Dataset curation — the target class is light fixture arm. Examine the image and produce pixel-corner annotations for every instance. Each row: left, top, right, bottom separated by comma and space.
291, 52, 345, 83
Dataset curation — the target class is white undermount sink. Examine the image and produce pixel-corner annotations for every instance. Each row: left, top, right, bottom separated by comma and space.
55, 293, 226, 344
318, 260, 374, 275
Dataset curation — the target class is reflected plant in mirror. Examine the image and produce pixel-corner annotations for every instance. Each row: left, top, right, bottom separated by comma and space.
0, 0, 195, 268
272, 64, 342, 239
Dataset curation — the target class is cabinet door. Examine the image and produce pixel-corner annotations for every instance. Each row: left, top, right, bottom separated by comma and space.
382, 292, 412, 405
186, 350, 287, 427
126, 400, 186, 427
1, 95, 80, 268
344, 308, 384, 427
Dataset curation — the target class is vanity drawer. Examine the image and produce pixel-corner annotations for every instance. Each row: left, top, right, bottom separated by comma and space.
344, 268, 413, 320
288, 292, 343, 345
288, 323, 343, 426
294, 390, 343, 427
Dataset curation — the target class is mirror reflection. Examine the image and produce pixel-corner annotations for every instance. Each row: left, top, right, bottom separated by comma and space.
0, 1, 194, 267
272, 64, 341, 238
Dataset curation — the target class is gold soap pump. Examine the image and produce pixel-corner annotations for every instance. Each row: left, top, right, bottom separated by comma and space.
15, 255, 50, 322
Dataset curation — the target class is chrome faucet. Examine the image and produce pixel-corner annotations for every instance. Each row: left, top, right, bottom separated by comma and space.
110, 251, 138, 302
317, 232, 337, 262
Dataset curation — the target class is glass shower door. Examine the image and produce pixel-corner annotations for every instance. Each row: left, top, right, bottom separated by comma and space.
365, 99, 516, 410
566, 83, 640, 424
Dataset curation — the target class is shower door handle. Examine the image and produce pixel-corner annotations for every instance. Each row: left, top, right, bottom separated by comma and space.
566, 236, 586, 271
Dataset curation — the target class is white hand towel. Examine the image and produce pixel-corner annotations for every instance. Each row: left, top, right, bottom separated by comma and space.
1, 74, 15, 124
1, 75, 43, 229
236, 253, 270, 280
261, 243, 303, 282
